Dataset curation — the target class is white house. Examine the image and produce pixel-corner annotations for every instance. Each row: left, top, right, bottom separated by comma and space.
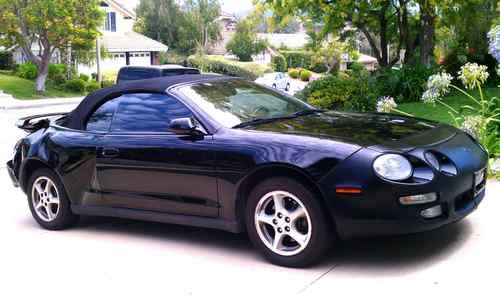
79, 0, 169, 75
11, 0, 169, 75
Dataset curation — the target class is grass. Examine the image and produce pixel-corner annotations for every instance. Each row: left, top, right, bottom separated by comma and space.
0, 72, 83, 100
398, 87, 500, 125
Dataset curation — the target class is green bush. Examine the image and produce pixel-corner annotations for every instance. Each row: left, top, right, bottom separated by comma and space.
159, 51, 189, 65
288, 68, 300, 79
187, 56, 259, 80
17, 62, 38, 80
63, 79, 86, 92
85, 81, 101, 93
78, 73, 90, 82
297, 70, 377, 112
48, 64, 67, 85
0, 51, 13, 70
281, 50, 312, 69
101, 80, 115, 88
271, 55, 287, 72
372, 64, 437, 103
300, 69, 312, 81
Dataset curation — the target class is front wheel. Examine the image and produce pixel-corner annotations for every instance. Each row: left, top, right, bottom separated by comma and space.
27, 168, 78, 230
245, 177, 334, 267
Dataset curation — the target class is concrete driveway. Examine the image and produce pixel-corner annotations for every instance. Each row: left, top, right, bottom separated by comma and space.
1, 105, 499, 295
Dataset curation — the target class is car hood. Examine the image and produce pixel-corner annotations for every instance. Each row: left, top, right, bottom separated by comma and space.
244, 111, 457, 152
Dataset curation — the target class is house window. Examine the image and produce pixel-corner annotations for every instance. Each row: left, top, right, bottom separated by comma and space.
104, 12, 117, 32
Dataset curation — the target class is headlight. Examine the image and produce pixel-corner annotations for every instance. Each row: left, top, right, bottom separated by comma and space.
373, 154, 413, 181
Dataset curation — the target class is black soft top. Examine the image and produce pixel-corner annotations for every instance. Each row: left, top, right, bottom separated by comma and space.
66, 74, 227, 130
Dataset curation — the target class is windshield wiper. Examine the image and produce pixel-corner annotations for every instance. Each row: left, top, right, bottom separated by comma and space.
233, 109, 324, 129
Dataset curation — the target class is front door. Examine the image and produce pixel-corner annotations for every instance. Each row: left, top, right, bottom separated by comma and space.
85, 92, 218, 217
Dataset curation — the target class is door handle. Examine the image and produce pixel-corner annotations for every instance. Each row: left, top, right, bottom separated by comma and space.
102, 148, 120, 158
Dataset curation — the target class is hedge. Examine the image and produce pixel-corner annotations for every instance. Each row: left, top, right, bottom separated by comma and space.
280, 50, 327, 73
186, 56, 259, 80
271, 55, 287, 72
0, 51, 13, 70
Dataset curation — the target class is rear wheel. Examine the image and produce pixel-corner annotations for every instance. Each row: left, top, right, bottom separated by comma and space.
285, 83, 290, 91
27, 168, 78, 230
245, 177, 333, 267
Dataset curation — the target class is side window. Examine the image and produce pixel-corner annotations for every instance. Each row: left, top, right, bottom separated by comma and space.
86, 98, 120, 132
110, 93, 193, 133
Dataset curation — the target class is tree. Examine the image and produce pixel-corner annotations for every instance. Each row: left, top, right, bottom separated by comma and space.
226, 19, 267, 61
135, 0, 221, 54
312, 38, 356, 73
0, 0, 103, 92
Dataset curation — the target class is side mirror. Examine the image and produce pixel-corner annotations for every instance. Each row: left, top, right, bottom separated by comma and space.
169, 117, 203, 136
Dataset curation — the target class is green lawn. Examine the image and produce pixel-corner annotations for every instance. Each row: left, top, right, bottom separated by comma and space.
399, 87, 500, 125
0, 72, 82, 100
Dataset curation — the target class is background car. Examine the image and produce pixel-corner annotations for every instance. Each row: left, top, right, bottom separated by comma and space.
116, 65, 200, 84
271, 72, 291, 91
8, 75, 488, 267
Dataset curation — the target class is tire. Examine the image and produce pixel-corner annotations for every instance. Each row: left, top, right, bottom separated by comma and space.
27, 168, 78, 230
245, 177, 334, 267
285, 83, 290, 91
272, 84, 277, 88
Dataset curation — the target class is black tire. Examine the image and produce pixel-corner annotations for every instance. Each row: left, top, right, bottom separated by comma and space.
27, 168, 78, 230
245, 177, 334, 267
285, 83, 290, 91
272, 83, 277, 88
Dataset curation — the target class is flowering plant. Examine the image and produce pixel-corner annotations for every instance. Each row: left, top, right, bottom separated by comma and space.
420, 63, 500, 161
376, 96, 412, 116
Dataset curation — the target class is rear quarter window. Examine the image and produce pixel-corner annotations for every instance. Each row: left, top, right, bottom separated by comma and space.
118, 68, 159, 82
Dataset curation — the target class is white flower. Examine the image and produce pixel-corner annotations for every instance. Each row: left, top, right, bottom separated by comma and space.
458, 63, 489, 89
376, 96, 397, 113
421, 88, 440, 104
460, 115, 486, 138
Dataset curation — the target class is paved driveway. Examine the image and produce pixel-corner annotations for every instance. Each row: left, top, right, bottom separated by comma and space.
1, 106, 499, 295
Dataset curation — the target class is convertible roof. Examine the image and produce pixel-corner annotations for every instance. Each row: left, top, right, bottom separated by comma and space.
66, 74, 228, 130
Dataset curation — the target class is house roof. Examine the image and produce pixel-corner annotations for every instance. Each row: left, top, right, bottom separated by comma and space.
103, 0, 136, 19
102, 31, 169, 52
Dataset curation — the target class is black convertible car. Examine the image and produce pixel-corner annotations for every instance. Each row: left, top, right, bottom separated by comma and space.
7, 74, 487, 267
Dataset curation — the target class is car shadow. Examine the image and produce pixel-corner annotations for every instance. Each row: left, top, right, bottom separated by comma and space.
67, 215, 474, 273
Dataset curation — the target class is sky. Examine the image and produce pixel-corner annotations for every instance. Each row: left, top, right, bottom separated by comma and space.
118, 0, 254, 16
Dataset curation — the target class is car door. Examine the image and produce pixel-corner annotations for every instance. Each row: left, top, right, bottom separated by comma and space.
86, 93, 219, 217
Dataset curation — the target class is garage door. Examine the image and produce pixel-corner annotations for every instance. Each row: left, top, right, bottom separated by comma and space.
129, 52, 151, 66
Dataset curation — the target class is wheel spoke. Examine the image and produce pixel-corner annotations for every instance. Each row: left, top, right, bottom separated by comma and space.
272, 231, 284, 250
289, 206, 305, 222
288, 228, 308, 247
44, 180, 53, 194
45, 205, 53, 220
48, 194, 59, 205
272, 194, 285, 212
35, 201, 44, 210
34, 183, 44, 196
256, 212, 274, 226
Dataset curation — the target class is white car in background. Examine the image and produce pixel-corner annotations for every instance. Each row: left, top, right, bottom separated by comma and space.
271, 72, 291, 91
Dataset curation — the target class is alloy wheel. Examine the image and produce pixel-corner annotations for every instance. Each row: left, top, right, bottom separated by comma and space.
31, 176, 60, 222
254, 190, 312, 256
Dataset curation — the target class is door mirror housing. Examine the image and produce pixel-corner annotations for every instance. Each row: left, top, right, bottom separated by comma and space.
169, 117, 204, 136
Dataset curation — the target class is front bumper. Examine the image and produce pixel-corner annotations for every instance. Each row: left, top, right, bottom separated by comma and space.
336, 187, 485, 238
6, 160, 19, 187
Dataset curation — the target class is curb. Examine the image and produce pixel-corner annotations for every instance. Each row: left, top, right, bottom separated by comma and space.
0, 97, 83, 110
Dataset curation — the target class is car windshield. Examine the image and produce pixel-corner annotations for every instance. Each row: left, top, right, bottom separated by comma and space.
176, 79, 312, 128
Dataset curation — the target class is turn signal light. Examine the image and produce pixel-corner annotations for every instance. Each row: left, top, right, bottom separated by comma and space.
420, 205, 443, 219
335, 187, 362, 194
399, 193, 437, 205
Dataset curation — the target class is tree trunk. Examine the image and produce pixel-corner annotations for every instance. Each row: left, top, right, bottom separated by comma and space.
419, 0, 436, 66
35, 61, 49, 93
379, 4, 389, 68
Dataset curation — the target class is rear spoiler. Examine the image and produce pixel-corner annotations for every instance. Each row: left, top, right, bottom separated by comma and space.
15, 112, 69, 132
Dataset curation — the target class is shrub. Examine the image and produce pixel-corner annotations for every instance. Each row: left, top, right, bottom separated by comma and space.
297, 70, 377, 112
0, 51, 13, 70
78, 73, 90, 82
101, 80, 115, 88
288, 68, 300, 79
48, 64, 67, 85
159, 51, 189, 65
17, 62, 38, 80
271, 55, 287, 72
63, 79, 86, 92
300, 69, 312, 81
281, 50, 312, 69
372, 64, 437, 103
85, 81, 101, 93
187, 55, 259, 80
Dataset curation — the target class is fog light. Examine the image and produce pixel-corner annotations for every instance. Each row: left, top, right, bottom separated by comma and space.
420, 205, 443, 219
399, 193, 437, 205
